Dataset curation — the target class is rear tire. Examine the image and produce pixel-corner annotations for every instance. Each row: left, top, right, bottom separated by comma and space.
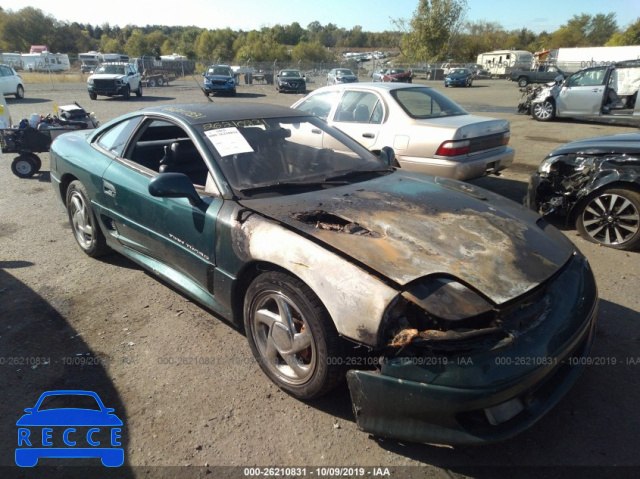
136, 83, 143, 97
518, 77, 529, 87
16, 84, 25, 99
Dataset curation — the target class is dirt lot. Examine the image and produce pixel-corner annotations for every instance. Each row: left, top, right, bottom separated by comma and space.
1, 77, 639, 478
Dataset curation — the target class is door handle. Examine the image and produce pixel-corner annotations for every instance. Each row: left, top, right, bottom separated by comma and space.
592, 88, 602, 93
103, 180, 116, 198
362, 133, 375, 138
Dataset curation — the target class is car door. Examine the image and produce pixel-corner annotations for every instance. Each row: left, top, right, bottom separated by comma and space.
98, 117, 222, 293
330, 90, 385, 149
556, 67, 608, 117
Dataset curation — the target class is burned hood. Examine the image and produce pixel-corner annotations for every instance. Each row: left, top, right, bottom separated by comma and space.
240, 171, 574, 305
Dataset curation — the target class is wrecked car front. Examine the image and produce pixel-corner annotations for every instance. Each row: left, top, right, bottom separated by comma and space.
235, 170, 598, 445
526, 133, 640, 218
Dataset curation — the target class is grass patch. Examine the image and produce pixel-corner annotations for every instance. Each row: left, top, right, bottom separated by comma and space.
19, 72, 88, 83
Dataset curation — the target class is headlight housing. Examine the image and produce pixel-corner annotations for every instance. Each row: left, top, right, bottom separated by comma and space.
538, 155, 594, 176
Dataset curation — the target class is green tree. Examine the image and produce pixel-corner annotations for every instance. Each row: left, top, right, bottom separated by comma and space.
606, 18, 640, 46
400, 0, 468, 62
290, 41, 332, 62
0, 7, 56, 52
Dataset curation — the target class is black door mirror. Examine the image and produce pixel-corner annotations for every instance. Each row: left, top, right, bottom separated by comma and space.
149, 173, 203, 206
379, 146, 399, 168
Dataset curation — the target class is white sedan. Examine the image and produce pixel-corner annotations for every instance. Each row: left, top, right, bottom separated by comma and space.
291, 83, 514, 180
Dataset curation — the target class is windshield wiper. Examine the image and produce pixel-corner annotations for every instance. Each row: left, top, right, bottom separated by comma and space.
239, 180, 349, 195
323, 168, 391, 182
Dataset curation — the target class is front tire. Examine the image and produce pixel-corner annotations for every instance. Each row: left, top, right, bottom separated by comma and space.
66, 180, 110, 257
575, 188, 640, 250
89, 91, 97, 100
244, 271, 344, 399
122, 85, 130, 100
518, 77, 529, 87
136, 83, 143, 97
532, 99, 555, 121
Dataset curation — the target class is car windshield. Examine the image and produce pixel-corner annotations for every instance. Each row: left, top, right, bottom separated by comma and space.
208, 67, 232, 76
195, 115, 389, 197
95, 65, 126, 75
336, 69, 353, 76
280, 70, 301, 77
391, 87, 468, 119
450, 69, 468, 75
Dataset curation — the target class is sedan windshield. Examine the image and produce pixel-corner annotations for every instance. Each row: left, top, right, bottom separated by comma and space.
196, 116, 389, 196
391, 87, 467, 119
280, 70, 301, 77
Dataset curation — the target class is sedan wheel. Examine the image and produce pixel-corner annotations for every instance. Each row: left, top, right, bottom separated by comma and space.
16, 84, 25, 99
244, 271, 343, 399
532, 100, 555, 121
66, 180, 110, 257
576, 188, 640, 250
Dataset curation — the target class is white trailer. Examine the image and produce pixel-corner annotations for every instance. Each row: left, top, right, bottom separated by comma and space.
0, 53, 23, 70
21, 53, 70, 72
78, 51, 101, 73
476, 50, 533, 78
549, 46, 640, 74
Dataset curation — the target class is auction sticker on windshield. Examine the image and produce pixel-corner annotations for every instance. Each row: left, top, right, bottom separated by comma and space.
205, 127, 254, 156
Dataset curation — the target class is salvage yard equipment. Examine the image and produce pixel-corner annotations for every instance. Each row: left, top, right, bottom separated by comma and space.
1, 103, 98, 178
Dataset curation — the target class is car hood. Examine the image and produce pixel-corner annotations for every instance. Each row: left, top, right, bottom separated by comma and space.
549, 132, 640, 156
241, 170, 573, 305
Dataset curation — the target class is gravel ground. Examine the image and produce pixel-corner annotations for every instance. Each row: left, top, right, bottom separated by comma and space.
1, 77, 639, 479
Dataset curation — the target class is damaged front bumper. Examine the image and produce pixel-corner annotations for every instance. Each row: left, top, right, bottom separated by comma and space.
346, 253, 598, 445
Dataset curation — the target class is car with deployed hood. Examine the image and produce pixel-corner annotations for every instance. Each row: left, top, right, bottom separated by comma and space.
49, 102, 597, 446
327, 68, 358, 85
526, 132, 640, 250
202, 64, 237, 96
444, 67, 474, 87
291, 83, 514, 180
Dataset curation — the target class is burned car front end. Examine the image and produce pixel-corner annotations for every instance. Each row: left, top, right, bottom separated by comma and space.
241, 170, 598, 446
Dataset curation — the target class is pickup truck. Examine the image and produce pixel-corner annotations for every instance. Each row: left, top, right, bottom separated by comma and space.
87, 62, 142, 100
509, 65, 566, 87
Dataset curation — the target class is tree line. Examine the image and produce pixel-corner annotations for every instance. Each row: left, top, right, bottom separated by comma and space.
0, 4, 638, 65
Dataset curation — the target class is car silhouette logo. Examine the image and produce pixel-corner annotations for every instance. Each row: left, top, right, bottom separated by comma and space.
15, 390, 124, 467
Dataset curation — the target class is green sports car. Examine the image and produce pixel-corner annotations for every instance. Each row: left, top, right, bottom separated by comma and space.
50, 103, 598, 445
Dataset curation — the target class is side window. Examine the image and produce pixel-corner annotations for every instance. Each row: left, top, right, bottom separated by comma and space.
96, 117, 143, 157
334, 91, 382, 123
295, 90, 339, 120
567, 68, 606, 87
